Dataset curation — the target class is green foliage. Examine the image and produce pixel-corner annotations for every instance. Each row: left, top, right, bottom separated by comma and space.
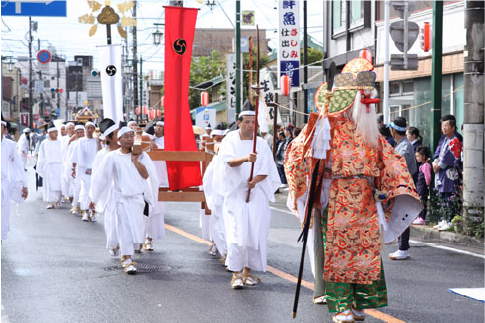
189, 50, 225, 111
301, 47, 323, 65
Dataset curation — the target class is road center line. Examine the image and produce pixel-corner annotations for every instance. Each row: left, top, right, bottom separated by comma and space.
164, 223, 405, 323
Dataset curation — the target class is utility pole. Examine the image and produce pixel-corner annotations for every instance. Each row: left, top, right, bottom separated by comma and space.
463, 1, 484, 224
430, 2, 443, 155
132, 0, 139, 122
56, 56, 60, 117
28, 17, 33, 129
303, 0, 308, 123
383, 0, 390, 124
235, 1, 241, 117
139, 56, 143, 122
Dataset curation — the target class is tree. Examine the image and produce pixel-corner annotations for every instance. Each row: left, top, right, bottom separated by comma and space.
301, 47, 323, 66
189, 50, 225, 111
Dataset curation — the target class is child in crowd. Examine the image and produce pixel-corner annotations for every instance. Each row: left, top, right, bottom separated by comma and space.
413, 145, 432, 225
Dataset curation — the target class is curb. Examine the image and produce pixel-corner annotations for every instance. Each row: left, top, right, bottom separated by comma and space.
410, 225, 484, 251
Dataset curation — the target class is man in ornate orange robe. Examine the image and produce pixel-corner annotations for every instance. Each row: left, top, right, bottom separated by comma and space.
285, 58, 422, 323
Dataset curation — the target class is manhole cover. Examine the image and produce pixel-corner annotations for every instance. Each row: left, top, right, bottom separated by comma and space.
104, 264, 174, 273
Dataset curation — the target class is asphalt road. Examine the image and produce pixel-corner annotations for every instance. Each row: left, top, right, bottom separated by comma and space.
1, 167, 484, 323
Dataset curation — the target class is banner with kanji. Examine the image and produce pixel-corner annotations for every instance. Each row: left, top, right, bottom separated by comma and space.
164, 6, 202, 190
278, 0, 300, 87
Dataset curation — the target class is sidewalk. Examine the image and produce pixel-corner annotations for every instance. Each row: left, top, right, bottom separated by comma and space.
273, 188, 484, 252
410, 224, 484, 251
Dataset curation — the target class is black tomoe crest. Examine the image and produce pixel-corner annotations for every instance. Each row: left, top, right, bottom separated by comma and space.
173, 39, 187, 55
106, 65, 117, 76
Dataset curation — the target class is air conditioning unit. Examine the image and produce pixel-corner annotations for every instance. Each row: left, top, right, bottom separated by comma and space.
77, 58, 83, 66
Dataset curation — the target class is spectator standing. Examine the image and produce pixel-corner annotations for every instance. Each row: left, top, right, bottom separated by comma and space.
406, 126, 423, 183
406, 126, 423, 152
379, 124, 396, 147
412, 146, 432, 225
388, 117, 418, 260
432, 116, 462, 231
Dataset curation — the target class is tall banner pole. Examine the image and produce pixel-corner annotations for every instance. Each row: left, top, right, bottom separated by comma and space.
164, 6, 202, 190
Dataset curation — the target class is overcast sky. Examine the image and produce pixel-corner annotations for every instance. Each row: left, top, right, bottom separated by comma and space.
1, 0, 324, 73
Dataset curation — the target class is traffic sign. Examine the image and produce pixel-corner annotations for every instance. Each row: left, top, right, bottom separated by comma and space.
37, 50, 51, 64
1, 1, 67, 17
390, 54, 419, 71
390, 21, 419, 52
391, 1, 417, 19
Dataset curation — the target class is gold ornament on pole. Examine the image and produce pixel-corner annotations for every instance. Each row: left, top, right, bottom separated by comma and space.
79, 0, 136, 40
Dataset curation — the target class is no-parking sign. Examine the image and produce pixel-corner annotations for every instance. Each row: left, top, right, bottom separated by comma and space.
37, 50, 51, 64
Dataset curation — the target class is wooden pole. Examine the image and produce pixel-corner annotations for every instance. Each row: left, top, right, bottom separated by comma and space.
272, 93, 279, 158
249, 36, 253, 105
246, 26, 261, 203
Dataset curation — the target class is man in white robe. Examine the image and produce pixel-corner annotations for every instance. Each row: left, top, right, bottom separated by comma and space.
60, 122, 75, 202
90, 118, 120, 256
17, 128, 31, 170
67, 124, 85, 215
90, 125, 159, 274
202, 123, 228, 260
141, 120, 166, 251
1, 119, 28, 240
72, 120, 100, 221
36, 122, 62, 209
213, 111, 280, 289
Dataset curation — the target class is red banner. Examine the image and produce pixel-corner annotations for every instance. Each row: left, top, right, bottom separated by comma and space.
164, 6, 202, 190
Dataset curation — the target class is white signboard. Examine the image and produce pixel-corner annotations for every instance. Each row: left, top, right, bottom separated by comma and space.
34, 80, 44, 94
226, 53, 242, 122
195, 107, 216, 129
278, 0, 300, 87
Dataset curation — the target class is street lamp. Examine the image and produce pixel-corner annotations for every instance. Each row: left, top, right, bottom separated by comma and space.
152, 23, 164, 46
1, 56, 15, 71
206, 0, 216, 11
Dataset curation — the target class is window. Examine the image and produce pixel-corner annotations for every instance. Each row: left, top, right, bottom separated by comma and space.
403, 81, 414, 94
390, 81, 400, 96
332, 1, 346, 36
350, 1, 364, 27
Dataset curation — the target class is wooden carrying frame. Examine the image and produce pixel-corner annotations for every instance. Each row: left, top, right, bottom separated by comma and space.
147, 137, 214, 215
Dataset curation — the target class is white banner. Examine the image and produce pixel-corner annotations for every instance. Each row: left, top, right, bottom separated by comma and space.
257, 92, 270, 133
226, 53, 242, 122
98, 44, 123, 124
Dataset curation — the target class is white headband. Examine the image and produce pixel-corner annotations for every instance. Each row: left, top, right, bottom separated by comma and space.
74, 125, 85, 131
211, 129, 225, 136
48, 127, 58, 133
1, 121, 6, 126
117, 126, 134, 139
104, 124, 118, 137
156, 121, 164, 126
86, 121, 96, 128
239, 110, 255, 117
66, 122, 74, 127
128, 121, 136, 126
